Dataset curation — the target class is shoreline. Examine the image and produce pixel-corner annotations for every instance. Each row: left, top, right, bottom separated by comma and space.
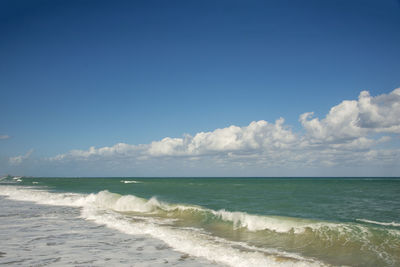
0, 196, 221, 267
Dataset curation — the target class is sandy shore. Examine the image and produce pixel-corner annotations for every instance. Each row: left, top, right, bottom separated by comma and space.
0, 196, 223, 266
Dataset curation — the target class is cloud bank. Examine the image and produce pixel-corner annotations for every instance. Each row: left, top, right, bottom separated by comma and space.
0, 135, 10, 140
46, 88, 400, 173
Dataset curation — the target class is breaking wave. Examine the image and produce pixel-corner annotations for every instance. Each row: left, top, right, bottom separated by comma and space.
120, 180, 142, 184
1, 186, 399, 266
357, 218, 400, 227
0, 186, 327, 266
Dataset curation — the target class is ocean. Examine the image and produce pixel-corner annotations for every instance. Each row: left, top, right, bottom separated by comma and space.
0, 177, 399, 267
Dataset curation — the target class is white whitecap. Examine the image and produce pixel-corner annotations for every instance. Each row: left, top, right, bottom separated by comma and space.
120, 180, 141, 184
357, 218, 400, 227
0, 186, 326, 267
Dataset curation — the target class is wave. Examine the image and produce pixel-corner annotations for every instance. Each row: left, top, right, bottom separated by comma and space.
357, 218, 400, 227
84, 191, 323, 233
120, 180, 141, 184
0, 176, 23, 184
82, 208, 324, 267
1, 186, 400, 266
0, 186, 325, 267
1, 187, 398, 236
1, 186, 397, 236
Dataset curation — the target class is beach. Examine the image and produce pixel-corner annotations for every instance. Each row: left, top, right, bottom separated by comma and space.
0, 195, 221, 266
0, 177, 399, 266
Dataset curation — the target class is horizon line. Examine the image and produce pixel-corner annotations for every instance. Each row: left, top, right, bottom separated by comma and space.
11, 176, 400, 179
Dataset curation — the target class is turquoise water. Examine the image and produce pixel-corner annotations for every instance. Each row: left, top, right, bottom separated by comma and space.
21, 177, 400, 223
1, 177, 400, 266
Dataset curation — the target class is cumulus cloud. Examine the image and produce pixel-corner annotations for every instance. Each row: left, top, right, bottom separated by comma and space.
358, 89, 400, 132
48, 88, 400, 169
299, 100, 362, 143
9, 149, 34, 165
0, 135, 10, 140
148, 118, 297, 156
49, 119, 297, 161
300, 88, 400, 144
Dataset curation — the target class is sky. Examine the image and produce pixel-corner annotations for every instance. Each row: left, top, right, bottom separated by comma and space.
1, 0, 400, 177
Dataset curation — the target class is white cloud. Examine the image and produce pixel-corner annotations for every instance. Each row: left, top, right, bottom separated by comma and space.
50, 118, 299, 162
148, 118, 297, 156
358, 89, 400, 132
47, 88, 400, 171
49, 143, 139, 161
299, 100, 362, 143
0, 135, 10, 140
300, 88, 400, 144
9, 149, 34, 165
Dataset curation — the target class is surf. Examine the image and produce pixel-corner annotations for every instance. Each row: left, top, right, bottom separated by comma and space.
120, 180, 142, 184
1, 185, 399, 266
0, 186, 325, 266
356, 218, 400, 227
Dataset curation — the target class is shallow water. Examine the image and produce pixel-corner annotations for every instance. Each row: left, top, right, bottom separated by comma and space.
0, 196, 220, 266
1, 177, 399, 266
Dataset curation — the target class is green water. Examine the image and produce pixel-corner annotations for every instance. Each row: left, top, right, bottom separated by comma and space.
22, 177, 400, 223
7, 177, 400, 266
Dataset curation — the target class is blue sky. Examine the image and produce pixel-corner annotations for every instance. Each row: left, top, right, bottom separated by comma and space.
1, 0, 400, 176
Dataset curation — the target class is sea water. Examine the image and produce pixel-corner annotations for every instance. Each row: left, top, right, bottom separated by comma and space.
0, 177, 399, 266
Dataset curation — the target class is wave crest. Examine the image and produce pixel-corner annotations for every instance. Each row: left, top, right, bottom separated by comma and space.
120, 180, 142, 184
357, 218, 400, 227
0, 186, 326, 267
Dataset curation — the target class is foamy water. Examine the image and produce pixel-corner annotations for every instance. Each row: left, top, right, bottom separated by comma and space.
0, 195, 220, 266
1, 177, 399, 267
356, 219, 400, 227
0, 186, 325, 267
121, 180, 142, 184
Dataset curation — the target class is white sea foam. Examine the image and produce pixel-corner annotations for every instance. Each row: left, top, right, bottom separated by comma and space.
0, 186, 326, 267
81, 208, 324, 267
357, 218, 400, 227
85, 191, 166, 213
86, 193, 320, 234
214, 209, 314, 233
120, 180, 141, 184
0, 186, 363, 235
12, 177, 22, 182
0, 195, 220, 267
